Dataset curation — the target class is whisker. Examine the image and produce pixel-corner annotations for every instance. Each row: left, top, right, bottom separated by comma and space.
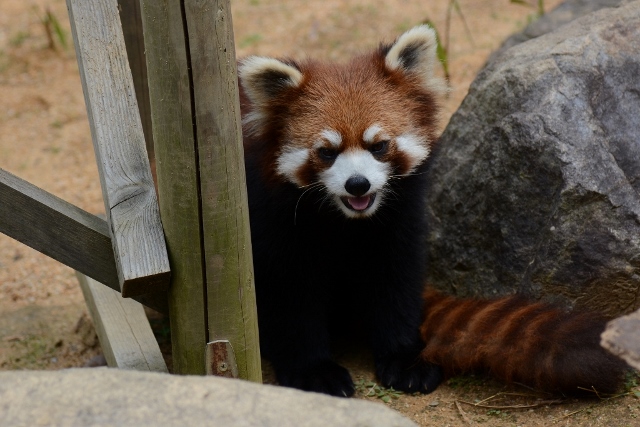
389, 170, 429, 179
298, 181, 324, 189
294, 182, 324, 225
317, 192, 332, 211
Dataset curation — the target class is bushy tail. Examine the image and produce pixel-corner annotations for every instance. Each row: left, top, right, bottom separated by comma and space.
420, 289, 629, 395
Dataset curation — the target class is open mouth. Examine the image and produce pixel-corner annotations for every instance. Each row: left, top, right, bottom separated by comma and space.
341, 193, 376, 212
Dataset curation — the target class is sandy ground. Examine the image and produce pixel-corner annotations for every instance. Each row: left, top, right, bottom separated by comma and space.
2, 0, 640, 426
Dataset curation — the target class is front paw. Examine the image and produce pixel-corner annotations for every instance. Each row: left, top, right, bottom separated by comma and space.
276, 360, 355, 397
376, 352, 443, 394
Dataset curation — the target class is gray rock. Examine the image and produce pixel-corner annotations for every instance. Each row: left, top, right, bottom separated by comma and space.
425, 1, 640, 316
488, 0, 627, 64
0, 368, 417, 427
602, 308, 640, 370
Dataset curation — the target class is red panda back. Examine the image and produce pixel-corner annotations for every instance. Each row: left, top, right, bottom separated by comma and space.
421, 289, 628, 395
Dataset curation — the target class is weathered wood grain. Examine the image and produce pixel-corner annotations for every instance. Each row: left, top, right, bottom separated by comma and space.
0, 168, 118, 290
184, 0, 262, 383
117, 0, 155, 167
66, 0, 170, 298
0, 168, 169, 314
139, 0, 208, 375
77, 272, 168, 372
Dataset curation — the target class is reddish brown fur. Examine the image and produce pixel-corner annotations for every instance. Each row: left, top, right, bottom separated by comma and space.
239, 47, 440, 187
420, 289, 628, 395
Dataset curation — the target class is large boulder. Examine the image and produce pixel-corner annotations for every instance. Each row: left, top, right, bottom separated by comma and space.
425, 1, 640, 316
602, 310, 640, 371
0, 368, 417, 427
489, 0, 626, 61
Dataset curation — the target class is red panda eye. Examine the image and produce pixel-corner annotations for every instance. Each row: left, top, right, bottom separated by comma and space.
318, 147, 338, 160
369, 140, 389, 155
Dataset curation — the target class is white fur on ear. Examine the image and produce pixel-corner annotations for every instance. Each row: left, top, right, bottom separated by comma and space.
238, 56, 303, 106
385, 25, 447, 94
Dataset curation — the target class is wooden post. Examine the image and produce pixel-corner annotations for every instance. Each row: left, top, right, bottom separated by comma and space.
139, 0, 208, 375
117, 0, 155, 175
66, 0, 171, 298
184, 0, 261, 383
140, 0, 261, 380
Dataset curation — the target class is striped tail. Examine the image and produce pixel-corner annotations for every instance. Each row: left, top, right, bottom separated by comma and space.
420, 289, 629, 395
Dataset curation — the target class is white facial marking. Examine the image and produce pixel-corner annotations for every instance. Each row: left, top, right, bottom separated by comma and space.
319, 150, 390, 218
396, 133, 430, 172
363, 123, 384, 143
276, 147, 309, 186
320, 129, 342, 148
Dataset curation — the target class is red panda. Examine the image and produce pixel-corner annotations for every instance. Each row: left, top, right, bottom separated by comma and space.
238, 25, 627, 397
421, 289, 627, 395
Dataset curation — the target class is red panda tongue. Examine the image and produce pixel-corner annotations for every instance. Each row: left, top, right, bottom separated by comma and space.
347, 195, 371, 211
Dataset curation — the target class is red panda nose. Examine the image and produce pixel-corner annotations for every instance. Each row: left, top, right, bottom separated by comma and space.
345, 175, 371, 196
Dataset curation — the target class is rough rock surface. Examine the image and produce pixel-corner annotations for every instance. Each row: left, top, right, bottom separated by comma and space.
0, 368, 417, 427
425, 1, 640, 316
488, 0, 627, 63
602, 309, 640, 371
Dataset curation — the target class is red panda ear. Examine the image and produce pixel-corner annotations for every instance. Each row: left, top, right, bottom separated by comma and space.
238, 57, 303, 106
384, 25, 446, 95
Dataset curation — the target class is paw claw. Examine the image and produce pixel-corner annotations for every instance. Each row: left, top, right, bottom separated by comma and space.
276, 360, 355, 397
376, 351, 443, 394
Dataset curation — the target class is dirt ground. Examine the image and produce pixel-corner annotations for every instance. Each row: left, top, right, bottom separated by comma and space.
1, 0, 639, 426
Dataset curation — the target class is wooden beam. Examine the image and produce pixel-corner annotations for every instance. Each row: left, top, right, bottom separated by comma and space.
66, 0, 170, 298
139, 0, 208, 375
117, 0, 155, 168
184, 0, 261, 383
0, 168, 168, 314
77, 272, 168, 372
0, 168, 118, 290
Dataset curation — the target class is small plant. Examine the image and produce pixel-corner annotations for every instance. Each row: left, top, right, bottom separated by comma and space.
423, 0, 548, 84
421, 0, 475, 84
51, 120, 64, 129
354, 378, 403, 403
10, 31, 30, 47
239, 33, 262, 49
45, 145, 62, 154
395, 20, 412, 34
421, 19, 450, 82
8, 334, 56, 369
510, 0, 546, 18
447, 374, 486, 390
37, 7, 68, 51
624, 370, 640, 395
0, 50, 8, 73
486, 408, 514, 420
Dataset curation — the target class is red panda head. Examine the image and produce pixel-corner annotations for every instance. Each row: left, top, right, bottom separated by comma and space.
239, 25, 445, 218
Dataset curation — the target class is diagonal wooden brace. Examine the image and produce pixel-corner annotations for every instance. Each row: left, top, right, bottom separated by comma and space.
66, 0, 170, 298
0, 168, 168, 313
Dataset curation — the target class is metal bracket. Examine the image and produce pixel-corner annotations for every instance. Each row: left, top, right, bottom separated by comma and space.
205, 340, 239, 378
